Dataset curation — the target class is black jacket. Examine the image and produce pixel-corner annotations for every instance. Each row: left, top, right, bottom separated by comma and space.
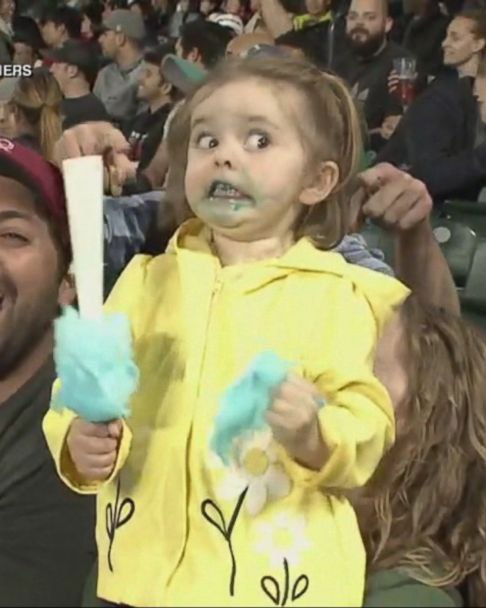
378, 70, 486, 204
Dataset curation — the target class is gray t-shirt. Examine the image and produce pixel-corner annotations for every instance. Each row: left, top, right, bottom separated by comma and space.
93, 58, 145, 124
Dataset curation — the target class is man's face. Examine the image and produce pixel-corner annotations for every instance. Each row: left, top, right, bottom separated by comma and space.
99, 30, 119, 59
442, 17, 484, 69
0, 0, 15, 24
41, 21, 66, 49
138, 61, 164, 100
13, 42, 35, 66
49, 62, 71, 90
0, 177, 72, 378
346, 0, 391, 57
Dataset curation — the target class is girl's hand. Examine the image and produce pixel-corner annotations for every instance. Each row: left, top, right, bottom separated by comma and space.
67, 418, 123, 482
266, 373, 328, 470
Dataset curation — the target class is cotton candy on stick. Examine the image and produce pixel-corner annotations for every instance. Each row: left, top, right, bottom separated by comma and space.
51, 156, 139, 423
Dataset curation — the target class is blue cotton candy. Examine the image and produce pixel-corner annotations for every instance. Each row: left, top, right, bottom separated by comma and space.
211, 352, 292, 464
52, 306, 139, 423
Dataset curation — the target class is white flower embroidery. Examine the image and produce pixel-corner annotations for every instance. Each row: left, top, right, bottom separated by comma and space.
216, 431, 291, 516
255, 512, 311, 568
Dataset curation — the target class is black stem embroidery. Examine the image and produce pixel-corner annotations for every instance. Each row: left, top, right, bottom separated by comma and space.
201, 486, 248, 596
261, 559, 310, 606
105, 477, 135, 572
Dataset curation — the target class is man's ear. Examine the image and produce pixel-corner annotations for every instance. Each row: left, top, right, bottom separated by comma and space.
475, 37, 486, 55
161, 81, 173, 96
67, 64, 78, 79
385, 16, 393, 35
299, 161, 339, 207
58, 270, 76, 308
188, 47, 201, 64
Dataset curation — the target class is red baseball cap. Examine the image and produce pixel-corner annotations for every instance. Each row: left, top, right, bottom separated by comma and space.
0, 137, 68, 235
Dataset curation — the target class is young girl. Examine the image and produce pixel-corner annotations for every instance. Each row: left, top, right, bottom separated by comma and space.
357, 297, 486, 607
44, 56, 409, 606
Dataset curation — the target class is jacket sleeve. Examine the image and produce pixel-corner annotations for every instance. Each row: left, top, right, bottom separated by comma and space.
280, 270, 409, 490
42, 255, 153, 494
403, 86, 486, 198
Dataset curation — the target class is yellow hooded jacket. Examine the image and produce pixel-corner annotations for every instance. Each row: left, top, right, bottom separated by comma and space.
44, 220, 409, 607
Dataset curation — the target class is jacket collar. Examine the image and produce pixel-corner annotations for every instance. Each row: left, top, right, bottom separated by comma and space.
167, 219, 348, 289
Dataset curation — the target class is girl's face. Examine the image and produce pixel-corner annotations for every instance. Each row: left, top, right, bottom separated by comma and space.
185, 77, 335, 243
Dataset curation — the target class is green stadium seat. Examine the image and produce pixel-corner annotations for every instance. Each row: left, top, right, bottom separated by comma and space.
441, 200, 486, 239
431, 218, 477, 288
461, 239, 486, 315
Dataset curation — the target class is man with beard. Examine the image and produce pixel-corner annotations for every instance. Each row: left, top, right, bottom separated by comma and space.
334, 0, 413, 151
0, 139, 96, 606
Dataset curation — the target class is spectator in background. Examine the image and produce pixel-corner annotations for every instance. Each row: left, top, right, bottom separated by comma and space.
12, 15, 46, 67
175, 20, 234, 67
379, 10, 486, 204
127, 43, 175, 172
293, 0, 332, 30
224, 0, 248, 19
39, 6, 83, 49
0, 140, 96, 608
94, 9, 146, 130
401, 0, 451, 81
253, 0, 350, 67
127, 0, 159, 42
0, 0, 15, 62
442, 7, 486, 77
167, 0, 201, 39
141, 20, 234, 186
4, 70, 63, 162
0, 77, 18, 138
81, 0, 104, 40
334, 0, 412, 152
200, 0, 222, 18
48, 40, 110, 129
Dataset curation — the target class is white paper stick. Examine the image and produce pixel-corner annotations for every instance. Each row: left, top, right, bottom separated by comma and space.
62, 155, 104, 320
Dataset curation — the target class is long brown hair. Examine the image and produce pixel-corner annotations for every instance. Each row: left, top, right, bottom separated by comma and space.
165, 55, 363, 249
10, 69, 63, 162
357, 296, 486, 605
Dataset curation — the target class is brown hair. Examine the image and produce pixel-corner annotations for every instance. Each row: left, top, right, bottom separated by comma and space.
357, 296, 486, 606
165, 55, 363, 249
10, 70, 63, 162
458, 9, 486, 46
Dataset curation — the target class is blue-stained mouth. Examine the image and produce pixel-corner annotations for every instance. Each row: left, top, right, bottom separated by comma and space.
208, 180, 251, 200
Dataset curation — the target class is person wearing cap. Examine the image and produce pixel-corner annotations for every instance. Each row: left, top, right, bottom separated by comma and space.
39, 6, 83, 50
94, 9, 147, 130
0, 138, 96, 606
48, 39, 111, 130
